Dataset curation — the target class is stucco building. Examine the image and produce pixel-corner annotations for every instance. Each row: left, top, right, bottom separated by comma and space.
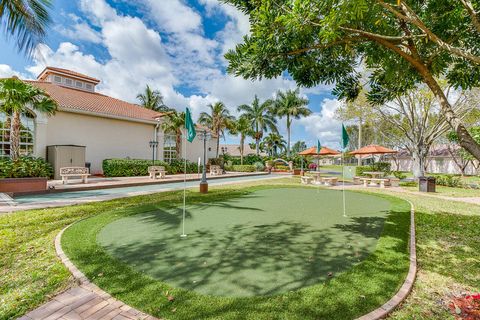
1, 67, 217, 175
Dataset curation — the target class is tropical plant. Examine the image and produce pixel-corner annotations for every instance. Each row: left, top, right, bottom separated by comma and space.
291, 140, 307, 154
263, 132, 287, 156
161, 110, 185, 159
199, 102, 235, 157
224, 0, 480, 161
0, 0, 52, 54
137, 85, 172, 112
273, 89, 310, 156
228, 115, 254, 164
0, 77, 57, 160
238, 95, 277, 155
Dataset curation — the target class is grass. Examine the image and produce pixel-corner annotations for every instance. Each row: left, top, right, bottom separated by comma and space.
0, 177, 479, 319
61, 185, 410, 320
402, 185, 480, 198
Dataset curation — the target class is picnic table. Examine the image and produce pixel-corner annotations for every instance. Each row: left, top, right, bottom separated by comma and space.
308, 171, 323, 184
363, 171, 385, 178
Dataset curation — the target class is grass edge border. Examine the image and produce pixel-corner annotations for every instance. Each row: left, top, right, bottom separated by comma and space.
54, 196, 417, 320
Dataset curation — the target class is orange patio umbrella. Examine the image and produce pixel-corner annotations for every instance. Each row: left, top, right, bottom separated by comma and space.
298, 146, 341, 156
349, 144, 397, 156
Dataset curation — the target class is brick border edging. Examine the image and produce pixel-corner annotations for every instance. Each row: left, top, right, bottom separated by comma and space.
54, 225, 159, 319
356, 201, 417, 320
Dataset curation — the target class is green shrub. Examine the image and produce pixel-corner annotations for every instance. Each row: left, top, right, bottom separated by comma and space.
392, 171, 407, 179
400, 181, 418, 187
431, 174, 463, 188
0, 157, 52, 178
102, 158, 198, 177
275, 165, 290, 171
355, 166, 371, 176
226, 165, 256, 172
356, 162, 392, 176
254, 162, 265, 172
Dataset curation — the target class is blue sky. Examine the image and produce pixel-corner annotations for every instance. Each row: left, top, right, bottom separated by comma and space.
0, 0, 343, 148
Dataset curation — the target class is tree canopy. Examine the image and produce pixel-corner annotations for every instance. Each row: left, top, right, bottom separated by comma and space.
224, 0, 480, 160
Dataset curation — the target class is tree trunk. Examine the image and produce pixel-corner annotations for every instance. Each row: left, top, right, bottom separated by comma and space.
411, 145, 429, 179
216, 131, 220, 158
240, 135, 244, 165
286, 116, 291, 157
358, 116, 363, 166
418, 66, 480, 161
10, 111, 21, 161
176, 129, 182, 159
256, 139, 260, 155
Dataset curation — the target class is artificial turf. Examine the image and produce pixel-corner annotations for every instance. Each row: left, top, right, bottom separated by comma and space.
98, 188, 391, 297
62, 185, 411, 320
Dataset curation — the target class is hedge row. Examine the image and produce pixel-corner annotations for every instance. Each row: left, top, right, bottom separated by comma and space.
225, 165, 256, 172
102, 159, 198, 177
0, 157, 52, 178
355, 162, 392, 176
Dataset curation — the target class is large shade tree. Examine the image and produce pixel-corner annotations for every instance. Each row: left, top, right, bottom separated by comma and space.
0, 77, 57, 160
224, 0, 480, 161
161, 110, 185, 159
199, 102, 235, 157
136, 85, 172, 112
237, 95, 277, 155
228, 115, 253, 164
273, 89, 311, 156
0, 0, 52, 54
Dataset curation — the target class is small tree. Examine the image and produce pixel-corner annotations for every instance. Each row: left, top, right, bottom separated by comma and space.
229, 115, 254, 165
199, 102, 235, 157
0, 77, 57, 160
161, 110, 185, 159
273, 89, 311, 156
292, 140, 307, 153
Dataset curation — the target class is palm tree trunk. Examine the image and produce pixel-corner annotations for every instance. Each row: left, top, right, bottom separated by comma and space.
358, 116, 362, 166
286, 116, 291, 157
240, 135, 244, 165
255, 122, 260, 155
10, 111, 21, 161
216, 130, 220, 158
176, 129, 182, 159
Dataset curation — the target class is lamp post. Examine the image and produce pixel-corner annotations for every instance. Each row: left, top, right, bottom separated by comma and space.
149, 140, 158, 165
198, 130, 211, 193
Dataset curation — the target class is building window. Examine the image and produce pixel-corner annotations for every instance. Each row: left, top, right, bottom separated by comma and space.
75, 81, 83, 88
85, 83, 93, 91
0, 111, 35, 157
65, 78, 73, 86
163, 134, 177, 163
54, 76, 62, 83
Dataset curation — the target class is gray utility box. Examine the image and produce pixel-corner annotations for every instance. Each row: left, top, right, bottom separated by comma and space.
419, 176, 436, 192
47, 145, 86, 180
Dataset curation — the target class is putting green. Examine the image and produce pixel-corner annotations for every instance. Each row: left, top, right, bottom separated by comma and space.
98, 188, 391, 297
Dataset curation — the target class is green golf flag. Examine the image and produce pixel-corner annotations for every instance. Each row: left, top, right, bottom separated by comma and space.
342, 124, 349, 149
185, 107, 196, 143
317, 139, 322, 153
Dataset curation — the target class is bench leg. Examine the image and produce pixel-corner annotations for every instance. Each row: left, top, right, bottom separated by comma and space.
363, 180, 368, 187
380, 181, 385, 188
63, 177, 68, 185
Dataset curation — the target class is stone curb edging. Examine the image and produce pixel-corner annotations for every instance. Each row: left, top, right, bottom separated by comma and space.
54, 225, 159, 320
356, 201, 417, 320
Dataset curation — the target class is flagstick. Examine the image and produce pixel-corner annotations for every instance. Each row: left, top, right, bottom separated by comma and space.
181, 131, 187, 238
342, 150, 346, 218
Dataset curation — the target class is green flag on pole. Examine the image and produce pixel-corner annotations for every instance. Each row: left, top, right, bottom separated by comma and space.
317, 139, 322, 153
342, 124, 349, 150
185, 107, 196, 143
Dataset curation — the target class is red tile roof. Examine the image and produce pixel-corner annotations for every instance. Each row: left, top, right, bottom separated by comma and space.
27, 80, 163, 123
37, 67, 100, 84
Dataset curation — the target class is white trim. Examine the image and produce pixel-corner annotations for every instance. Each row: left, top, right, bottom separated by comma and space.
57, 107, 159, 125
38, 69, 100, 85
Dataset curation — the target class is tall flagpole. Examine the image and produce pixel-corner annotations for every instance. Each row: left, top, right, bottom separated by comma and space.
181, 129, 187, 238
342, 149, 346, 217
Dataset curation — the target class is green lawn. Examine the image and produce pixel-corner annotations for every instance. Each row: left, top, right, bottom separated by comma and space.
0, 178, 479, 319
402, 185, 480, 198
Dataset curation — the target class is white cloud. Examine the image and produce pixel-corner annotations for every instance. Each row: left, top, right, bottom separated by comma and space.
0, 64, 29, 78
56, 14, 102, 44
298, 98, 344, 148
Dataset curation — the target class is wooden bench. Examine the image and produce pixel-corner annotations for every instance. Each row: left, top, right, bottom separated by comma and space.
60, 167, 90, 185
360, 177, 390, 188
353, 176, 362, 185
321, 177, 339, 186
210, 165, 223, 175
148, 166, 166, 179
301, 176, 314, 184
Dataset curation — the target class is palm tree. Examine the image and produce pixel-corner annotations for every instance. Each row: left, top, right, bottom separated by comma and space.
273, 89, 310, 156
161, 110, 185, 159
137, 85, 172, 112
229, 115, 253, 164
263, 132, 287, 157
237, 95, 277, 155
1, 0, 52, 54
0, 77, 57, 160
199, 102, 234, 157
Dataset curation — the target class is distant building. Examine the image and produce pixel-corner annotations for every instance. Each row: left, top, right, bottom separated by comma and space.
219, 144, 266, 157
1, 67, 218, 175
390, 145, 479, 175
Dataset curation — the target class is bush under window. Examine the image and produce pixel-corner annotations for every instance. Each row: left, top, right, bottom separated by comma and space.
0, 157, 52, 178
